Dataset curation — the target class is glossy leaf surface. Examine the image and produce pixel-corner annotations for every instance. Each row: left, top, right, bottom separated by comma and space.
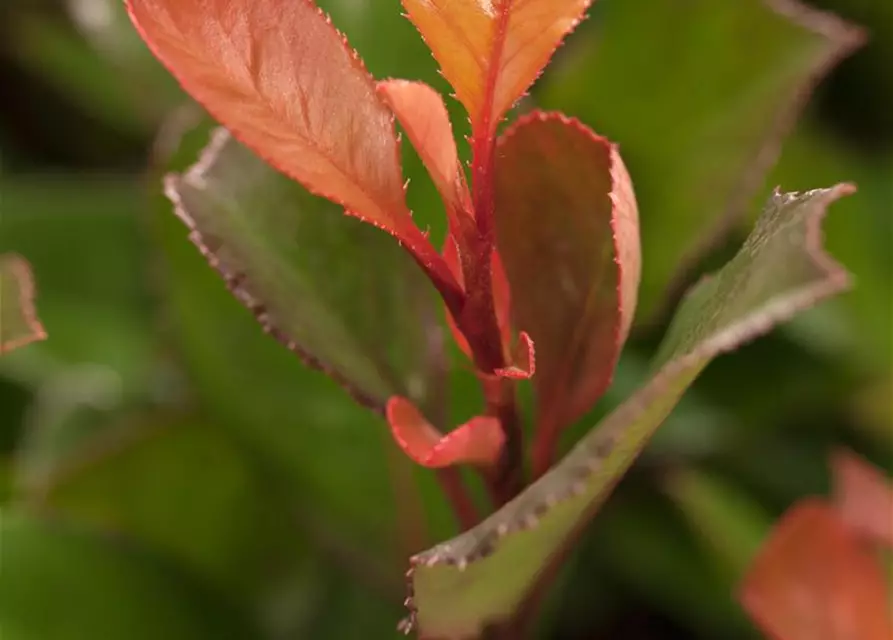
0, 255, 47, 355
494, 112, 639, 449
402, 0, 590, 135
166, 128, 442, 411
739, 500, 893, 640
538, 0, 863, 319
405, 185, 854, 638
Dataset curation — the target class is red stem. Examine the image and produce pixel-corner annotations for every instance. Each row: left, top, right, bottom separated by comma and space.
436, 468, 481, 532
532, 416, 560, 479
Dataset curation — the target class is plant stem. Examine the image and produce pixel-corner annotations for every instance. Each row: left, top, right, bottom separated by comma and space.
437, 467, 482, 532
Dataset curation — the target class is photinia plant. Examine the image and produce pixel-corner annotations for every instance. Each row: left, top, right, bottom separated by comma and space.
0, 253, 47, 355
126, 0, 862, 636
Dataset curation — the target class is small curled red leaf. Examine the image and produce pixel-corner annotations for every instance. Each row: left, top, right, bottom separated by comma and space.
386, 396, 504, 468
495, 332, 535, 379
0, 254, 48, 355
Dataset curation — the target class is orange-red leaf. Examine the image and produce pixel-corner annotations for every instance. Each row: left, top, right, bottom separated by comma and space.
386, 396, 504, 468
127, 0, 409, 235
740, 499, 893, 640
494, 112, 640, 471
377, 80, 471, 218
831, 449, 893, 548
0, 254, 47, 355
402, 0, 590, 136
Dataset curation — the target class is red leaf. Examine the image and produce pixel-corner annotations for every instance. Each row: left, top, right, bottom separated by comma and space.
0, 254, 47, 354
126, 0, 459, 293
402, 0, 590, 138
739, 499, 893, 640
494, 331, 535, 379
386, 396, 504, 468
831, 449, 893, 548
493, 112, 640, 474
377, 80, 471, 219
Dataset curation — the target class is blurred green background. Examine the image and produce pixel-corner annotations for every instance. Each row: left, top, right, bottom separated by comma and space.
0, 0, 890, 638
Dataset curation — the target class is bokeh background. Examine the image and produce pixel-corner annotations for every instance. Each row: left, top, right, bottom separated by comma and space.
1, 0, 890, 638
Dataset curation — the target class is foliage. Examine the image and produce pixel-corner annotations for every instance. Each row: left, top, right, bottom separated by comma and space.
0, 0, 890, 638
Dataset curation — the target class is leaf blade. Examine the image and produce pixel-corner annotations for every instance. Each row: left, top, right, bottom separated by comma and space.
165, 127, 443, 411
405, 184, 853, 638
494, 112, 639, 466
402, 0, 590, 135
0, 254, 48, 355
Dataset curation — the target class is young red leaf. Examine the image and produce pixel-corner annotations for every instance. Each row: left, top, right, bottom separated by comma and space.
377, 80, 471, 219
831, 449, 893, 548
126, 0, 459, 295
494, 112, 639, 473
0, 253, 48, 354
740, 500, 893, 640
402, 0, 590, 138
386, 396, 504, 468
494, 332, 535, 380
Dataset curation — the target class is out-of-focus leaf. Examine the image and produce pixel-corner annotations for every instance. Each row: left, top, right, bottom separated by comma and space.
378, 80, 470, 218
493, 112, 639, 474
126, 0, 458, 293
539, 0, 862, 319
404, 185, 853, 638
166, 127, 443, 411
0, 254, 47, 354
0, 175, 155, 396
401, 0, 589, 137
666, 468, 772, 580
21, 412, 315, 626
0, 510, 256, 640
739, 499, 893, 640
831, 449, 893, 548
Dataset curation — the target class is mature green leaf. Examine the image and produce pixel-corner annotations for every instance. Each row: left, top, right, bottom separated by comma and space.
404, 185, 854, 638
0, 255, 46, 355
494, 112, 639, 473
166, 128, 443, 411
0, 511, 256, 640
538, 0, 862, 319
154, 117, 454, 569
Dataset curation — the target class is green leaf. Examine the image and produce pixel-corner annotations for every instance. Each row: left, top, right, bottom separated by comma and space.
404, 185, 854, 638
165, 128, 443, 411
538, 0, 862, 320
154, 117, 454, 568
0, 254, 46, 355
0, 510, 256, 640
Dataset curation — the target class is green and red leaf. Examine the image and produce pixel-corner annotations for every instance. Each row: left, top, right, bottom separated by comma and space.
0, 253, 48, 355
404, 184, 854, 638
126, 0, 459, 296
494, 112, 640, 474
739, 500, 893, 640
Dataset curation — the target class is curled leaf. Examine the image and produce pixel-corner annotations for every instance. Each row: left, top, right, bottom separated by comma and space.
404, 184, 854, 638
494, 112, 639, 472
0, 253, 48, 354
494, 332, 535, 380
386, 396, 504, 468
126, 0, 459, 294
402, 0, 590, 136
831, 449, 893, 548
377, 79, 471, 219
739, 500, 893, 640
